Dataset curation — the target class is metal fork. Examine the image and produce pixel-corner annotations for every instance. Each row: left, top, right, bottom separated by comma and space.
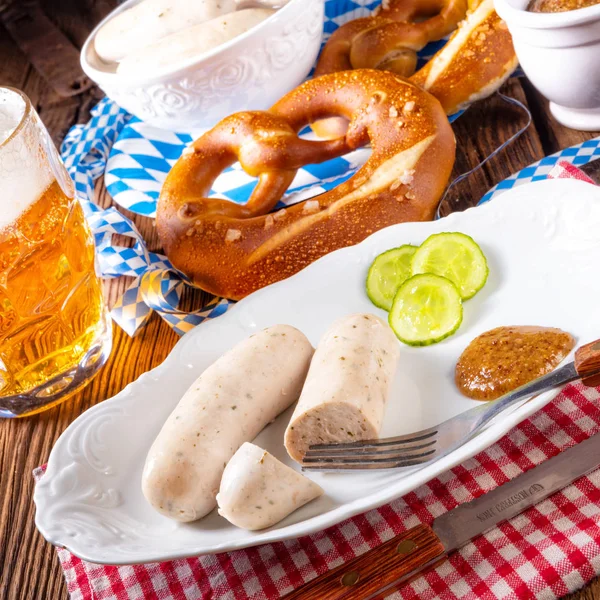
302, 338, 600, 471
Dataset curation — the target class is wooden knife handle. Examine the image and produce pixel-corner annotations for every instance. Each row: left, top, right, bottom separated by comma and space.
282, 524, 446, 600
575, 339, 600, 387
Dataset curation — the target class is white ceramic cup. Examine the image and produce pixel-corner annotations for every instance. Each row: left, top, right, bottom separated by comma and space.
494, 0, 600, 131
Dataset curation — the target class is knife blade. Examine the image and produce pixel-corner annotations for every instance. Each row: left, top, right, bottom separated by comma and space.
283, 431, 600, 600
579, 157, 600, 184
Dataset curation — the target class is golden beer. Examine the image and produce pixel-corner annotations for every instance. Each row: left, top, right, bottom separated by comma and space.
0, 88, 111, 417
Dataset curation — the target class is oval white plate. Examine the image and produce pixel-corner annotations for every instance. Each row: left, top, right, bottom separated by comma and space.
35, 179, 600, 565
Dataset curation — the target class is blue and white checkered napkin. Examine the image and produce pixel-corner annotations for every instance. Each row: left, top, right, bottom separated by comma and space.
480, 138, 600, 204
60, 99, 233, 336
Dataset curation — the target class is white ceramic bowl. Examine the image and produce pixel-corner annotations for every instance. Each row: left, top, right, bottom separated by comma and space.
81, 0, 324, 131
494, 0, 600, 131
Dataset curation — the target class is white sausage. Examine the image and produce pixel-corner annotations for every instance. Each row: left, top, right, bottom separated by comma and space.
95, 0, 237, 63
116, 9, 275, 76
142, 325, 314, 522
216, 442, 323, 530
284, 314, 400, 463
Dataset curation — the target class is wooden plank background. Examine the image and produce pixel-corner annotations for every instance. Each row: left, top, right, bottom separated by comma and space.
0, 1, 598, 598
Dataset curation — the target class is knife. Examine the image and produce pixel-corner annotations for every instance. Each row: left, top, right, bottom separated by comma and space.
283, 431, 600, 600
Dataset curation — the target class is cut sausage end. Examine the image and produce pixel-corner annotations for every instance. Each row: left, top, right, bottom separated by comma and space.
284, 402, 380, 463
217, 442, 323, 530
284, 313, 400, 464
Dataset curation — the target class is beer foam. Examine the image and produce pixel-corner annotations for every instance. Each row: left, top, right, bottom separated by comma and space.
0, 88, 53, 231
0, 88, 25, 145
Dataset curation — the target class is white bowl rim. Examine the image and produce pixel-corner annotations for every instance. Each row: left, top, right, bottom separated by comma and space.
495, 0, 600, 29
80, 0, 312, 86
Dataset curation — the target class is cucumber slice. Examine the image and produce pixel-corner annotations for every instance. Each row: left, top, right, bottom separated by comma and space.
366, 245, 418, 311
411, 232, 488, 300
388, 274, 463, 346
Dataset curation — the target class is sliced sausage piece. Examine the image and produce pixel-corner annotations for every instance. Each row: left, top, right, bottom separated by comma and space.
216, 442, 323, 530
284, 313, 399, 463
142, 325, 314, 522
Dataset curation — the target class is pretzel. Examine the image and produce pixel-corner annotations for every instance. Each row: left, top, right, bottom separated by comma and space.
410, 0, 518, 115
314, 17, 429, 80
157, 70, 455, 300
314, 0, 470, 80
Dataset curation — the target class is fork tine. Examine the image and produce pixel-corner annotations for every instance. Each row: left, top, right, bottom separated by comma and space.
309, 437, 437, 453
300, 422, 441, 471
307, 425, 439, 452
301, 454, 436, 471
303, 438, 437, 459
302, 448, 437, 464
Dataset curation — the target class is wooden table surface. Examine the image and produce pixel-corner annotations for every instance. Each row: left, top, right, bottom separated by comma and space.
0, 1, 599, 599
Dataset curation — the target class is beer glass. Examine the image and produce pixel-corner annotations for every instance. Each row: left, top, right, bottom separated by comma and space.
0, 87, 112, 417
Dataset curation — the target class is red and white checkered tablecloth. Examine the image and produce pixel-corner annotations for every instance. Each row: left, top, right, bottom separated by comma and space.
34, 162, 600, 600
